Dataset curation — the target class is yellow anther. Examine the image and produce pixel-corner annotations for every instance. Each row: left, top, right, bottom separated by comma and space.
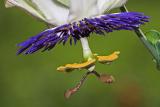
97, 51, 120, 63
57, 59, 96, 72
57, 51, 120, 72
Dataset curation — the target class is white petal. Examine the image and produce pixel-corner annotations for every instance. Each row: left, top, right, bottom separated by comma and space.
97, 0, 128, 14
68, 0, 99, 22
5, 0, 15, 7
5, 0, 69, 25
57, 0, 69, 6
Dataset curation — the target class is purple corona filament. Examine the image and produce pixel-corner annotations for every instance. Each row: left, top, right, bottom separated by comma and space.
17, 12, 149, 55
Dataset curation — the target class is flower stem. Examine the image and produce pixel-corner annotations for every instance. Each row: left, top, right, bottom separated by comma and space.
120, 5, 157, 60
80, 37, 93, 61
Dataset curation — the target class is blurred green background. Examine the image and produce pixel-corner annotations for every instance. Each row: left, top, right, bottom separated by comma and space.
0, 0, 160, 107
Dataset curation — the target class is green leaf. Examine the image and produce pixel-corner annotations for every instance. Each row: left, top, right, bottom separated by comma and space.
146, 30, 160, 45
145, 30, 160, 70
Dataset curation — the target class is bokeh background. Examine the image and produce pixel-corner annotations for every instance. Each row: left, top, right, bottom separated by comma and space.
0, 0, 160, 107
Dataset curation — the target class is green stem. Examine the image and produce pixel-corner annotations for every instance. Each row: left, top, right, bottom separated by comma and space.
80, 37, 95, 71
80, 37, 94, 61
120, 5, 157, 60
